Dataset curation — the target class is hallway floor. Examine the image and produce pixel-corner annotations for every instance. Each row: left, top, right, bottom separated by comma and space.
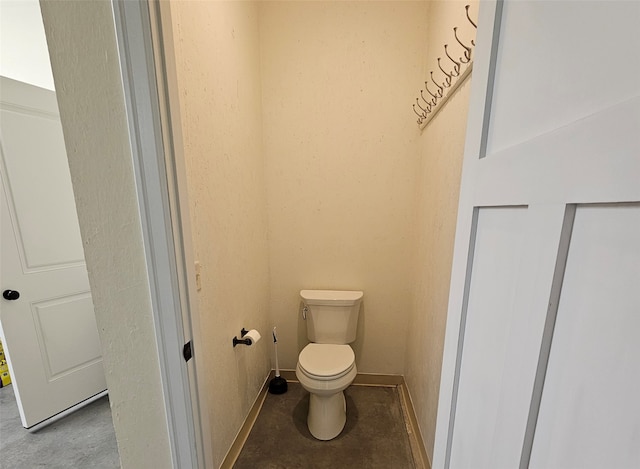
0, 384, 119, 468
234, 382, 417, 468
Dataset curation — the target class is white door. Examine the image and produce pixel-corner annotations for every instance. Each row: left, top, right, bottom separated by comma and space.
0, 76, 107, 429
434, 1, 640, 468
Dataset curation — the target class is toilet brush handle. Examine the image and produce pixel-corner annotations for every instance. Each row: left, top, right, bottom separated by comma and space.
273, 327, 281, 377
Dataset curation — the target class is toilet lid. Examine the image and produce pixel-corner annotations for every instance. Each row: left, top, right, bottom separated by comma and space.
298, 344, 355, 378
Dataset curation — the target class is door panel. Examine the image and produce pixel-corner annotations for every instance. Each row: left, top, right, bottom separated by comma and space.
476, 97, 640, 206
33, 293, 102, 379
451, 204, 576, 468
451, 206, 529, 468
486, 1, 640, 155
0, 76, 106, 428
434, 1, 640, 468
1, 93, 84, 269
529, 204, 640, 469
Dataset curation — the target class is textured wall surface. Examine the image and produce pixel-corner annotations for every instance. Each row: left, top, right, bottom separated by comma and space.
404, 1, 477, 463
40, 1, 172, 467
168, 2, 271, 466
260, 1, 428, 374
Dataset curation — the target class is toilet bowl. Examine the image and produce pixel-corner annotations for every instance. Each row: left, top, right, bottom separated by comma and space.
296, 290, 363, 441
296, 343, 357, 440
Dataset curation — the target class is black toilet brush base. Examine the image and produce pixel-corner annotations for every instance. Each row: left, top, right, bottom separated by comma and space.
269, 326, 287, 394
268, 376, 288, 394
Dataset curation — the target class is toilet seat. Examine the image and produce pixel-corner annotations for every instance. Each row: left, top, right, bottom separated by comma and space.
298, 344, 355, 381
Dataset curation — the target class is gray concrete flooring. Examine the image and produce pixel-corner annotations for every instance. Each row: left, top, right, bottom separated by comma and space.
1, 381, 416, 468
0, 384, 120, 468
234, 382, 416, 468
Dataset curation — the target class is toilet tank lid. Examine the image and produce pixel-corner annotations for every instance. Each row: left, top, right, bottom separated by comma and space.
300, 290, 363, 305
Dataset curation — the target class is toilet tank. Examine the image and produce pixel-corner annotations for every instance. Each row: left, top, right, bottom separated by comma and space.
300, 290, 363, 344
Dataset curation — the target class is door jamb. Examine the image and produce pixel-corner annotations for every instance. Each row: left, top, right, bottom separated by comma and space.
111, 1, 211, 467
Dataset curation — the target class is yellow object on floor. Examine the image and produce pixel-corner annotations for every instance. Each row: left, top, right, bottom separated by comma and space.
0, 339, 11, 387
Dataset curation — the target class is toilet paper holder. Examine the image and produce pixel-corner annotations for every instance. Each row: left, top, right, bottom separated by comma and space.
233, 328, 253, 347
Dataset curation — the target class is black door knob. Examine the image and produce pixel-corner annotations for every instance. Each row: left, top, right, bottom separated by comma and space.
2, 290, 20, 301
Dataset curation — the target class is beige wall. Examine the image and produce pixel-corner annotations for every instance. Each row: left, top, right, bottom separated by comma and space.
260, 1, 428, 374
40, 1, 172, 467
169, 2, 271, 466
404, 1, 477, 463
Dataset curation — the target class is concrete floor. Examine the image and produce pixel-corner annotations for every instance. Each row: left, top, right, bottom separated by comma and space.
234, 382, 416, 468
0, 384, 120, 468
1, 380, 417, 468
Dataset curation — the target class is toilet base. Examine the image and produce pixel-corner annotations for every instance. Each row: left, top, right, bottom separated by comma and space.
307, 390, 347, 440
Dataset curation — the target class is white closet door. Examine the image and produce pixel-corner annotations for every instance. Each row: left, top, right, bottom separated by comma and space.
434, 1, 640, 468
529, 204, 640, 469
0, 77, 107, 429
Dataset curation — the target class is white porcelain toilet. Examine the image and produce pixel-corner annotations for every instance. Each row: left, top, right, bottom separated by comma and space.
295, 289, 363, 440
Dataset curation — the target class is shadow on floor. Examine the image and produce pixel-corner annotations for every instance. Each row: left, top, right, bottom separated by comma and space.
0, 384, 120, 468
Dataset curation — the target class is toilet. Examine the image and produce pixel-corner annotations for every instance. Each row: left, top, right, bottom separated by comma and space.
296, 289, 363, 440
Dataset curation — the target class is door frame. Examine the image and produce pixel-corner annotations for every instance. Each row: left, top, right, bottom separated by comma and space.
432, 1, 503, 467
111, 1, 211, 467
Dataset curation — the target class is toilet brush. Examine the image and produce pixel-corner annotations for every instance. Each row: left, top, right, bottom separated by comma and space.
268, 327, 288, 394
